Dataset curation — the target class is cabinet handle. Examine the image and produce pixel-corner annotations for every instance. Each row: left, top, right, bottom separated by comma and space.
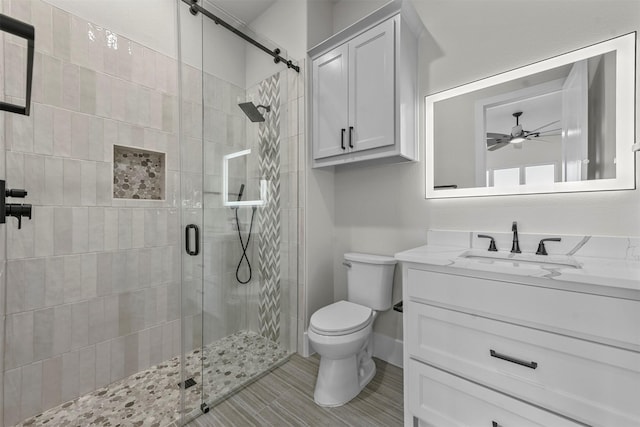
349, 126, 354, 148
490, 349, 538, 369
341, 128, 346, 150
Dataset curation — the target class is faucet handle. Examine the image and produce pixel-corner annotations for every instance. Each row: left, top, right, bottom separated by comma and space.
536, 238, 561, 256
477, 234, 498, 252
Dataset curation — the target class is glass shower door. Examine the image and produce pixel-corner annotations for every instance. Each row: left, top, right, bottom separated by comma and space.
178, 0, 300, 420
177, 0, 206, 421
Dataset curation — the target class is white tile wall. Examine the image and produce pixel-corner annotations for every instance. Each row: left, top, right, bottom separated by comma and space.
41, 356, 62, 410
2, 1, 182, 424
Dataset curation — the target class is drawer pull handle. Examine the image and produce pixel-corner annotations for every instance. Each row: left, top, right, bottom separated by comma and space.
490, 349, 538, 369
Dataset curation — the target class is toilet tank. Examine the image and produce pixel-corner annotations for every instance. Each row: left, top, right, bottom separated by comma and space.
345, 253, 397, 311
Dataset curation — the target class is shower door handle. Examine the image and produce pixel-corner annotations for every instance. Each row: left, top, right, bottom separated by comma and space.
185, 224, 200, 256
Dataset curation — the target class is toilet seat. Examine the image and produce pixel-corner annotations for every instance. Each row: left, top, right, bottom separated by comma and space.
310, 301, 372, 336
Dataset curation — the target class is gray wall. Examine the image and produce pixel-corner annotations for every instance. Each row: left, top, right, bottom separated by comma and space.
329, 0, 640, 342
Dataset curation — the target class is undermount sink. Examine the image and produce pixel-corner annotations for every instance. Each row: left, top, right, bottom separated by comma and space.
459, 249, 582, 269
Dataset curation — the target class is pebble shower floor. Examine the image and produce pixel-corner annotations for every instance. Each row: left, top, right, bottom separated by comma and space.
12, 331, 290, 427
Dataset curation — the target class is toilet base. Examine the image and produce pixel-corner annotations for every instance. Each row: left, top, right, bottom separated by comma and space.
359, 356, 376, 389
313, 351, 376, 407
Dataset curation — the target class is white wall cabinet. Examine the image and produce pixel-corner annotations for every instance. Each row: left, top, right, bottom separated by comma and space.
402, 266, 640, 426
309, 2, 422, 168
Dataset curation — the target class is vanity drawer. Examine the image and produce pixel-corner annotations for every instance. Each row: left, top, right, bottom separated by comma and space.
407, 268, 640, 348
407, 302, 640, 426
408, 359, 581, 427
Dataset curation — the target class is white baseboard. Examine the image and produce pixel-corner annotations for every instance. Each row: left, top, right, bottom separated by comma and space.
300, 331, 314, 357
372, 332, 404, 368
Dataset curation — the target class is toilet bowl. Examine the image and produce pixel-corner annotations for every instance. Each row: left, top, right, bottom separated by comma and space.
307, 253, 396, 407
308, 301, 377, 407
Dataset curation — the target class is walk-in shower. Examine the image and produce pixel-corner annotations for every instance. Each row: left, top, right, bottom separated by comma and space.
0, 0, 300, 425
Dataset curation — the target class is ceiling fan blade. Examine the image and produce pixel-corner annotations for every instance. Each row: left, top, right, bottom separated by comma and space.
524, 129, 562, 139
487, 132, 509, 140
534, 128, 562, 135
528, 120, 561, 133
487, 141, 508, 151
528, 137, 558, 143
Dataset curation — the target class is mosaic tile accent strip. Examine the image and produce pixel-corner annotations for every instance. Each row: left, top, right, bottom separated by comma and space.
113, 145, 166, 200
13, 331, 290, 427
257, 74, 282, 342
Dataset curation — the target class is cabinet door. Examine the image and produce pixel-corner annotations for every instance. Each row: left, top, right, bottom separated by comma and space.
312, 44, 349, 159
348, 18, 395, 152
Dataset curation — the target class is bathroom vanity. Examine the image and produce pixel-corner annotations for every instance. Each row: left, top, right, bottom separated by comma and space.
396, 231, 640, 426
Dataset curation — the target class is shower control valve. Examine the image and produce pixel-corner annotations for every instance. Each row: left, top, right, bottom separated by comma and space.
5, 203, 32, 229
6, 188, 27, 198
0, 180, 32, 229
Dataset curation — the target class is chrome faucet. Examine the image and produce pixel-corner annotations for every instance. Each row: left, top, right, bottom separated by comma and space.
511, 221, 521, 253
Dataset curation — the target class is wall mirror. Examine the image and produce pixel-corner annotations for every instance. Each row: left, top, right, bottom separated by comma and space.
222, 149, 267, 207
425, 33, 636, 198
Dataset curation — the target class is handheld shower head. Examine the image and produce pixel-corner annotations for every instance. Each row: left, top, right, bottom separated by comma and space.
238, 102, 270, 122
237, 184, 245, 202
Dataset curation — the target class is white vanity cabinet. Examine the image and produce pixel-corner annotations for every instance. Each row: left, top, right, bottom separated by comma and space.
309, 1, 421, 168
401, 265, 640, 427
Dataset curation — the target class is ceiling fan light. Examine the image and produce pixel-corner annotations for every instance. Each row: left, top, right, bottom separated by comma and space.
510, 136, 526, 144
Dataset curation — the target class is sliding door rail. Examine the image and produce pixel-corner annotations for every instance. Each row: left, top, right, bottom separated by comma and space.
181, 0, 300, 73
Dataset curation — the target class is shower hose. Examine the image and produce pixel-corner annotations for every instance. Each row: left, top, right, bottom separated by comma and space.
235, 206, 256, 284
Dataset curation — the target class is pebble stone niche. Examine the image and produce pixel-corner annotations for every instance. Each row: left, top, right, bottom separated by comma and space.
113, 145, 166, 200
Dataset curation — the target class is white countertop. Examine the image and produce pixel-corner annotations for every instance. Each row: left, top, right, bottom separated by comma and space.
395, 231, 640, 300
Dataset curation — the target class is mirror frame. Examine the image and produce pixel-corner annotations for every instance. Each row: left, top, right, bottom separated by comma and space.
222, 149, 267, 207
425, 32, 636, 199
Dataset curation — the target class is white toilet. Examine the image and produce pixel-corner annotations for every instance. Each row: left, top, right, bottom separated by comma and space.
308, 252, 397, 407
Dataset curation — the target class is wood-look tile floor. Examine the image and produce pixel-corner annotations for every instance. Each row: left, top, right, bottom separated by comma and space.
185, 354, 404, 426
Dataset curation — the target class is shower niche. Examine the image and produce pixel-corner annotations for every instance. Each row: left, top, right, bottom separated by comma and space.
113, 145, 166, 200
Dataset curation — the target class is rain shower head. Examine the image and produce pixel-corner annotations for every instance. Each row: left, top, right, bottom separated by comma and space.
238, 102, 271, 122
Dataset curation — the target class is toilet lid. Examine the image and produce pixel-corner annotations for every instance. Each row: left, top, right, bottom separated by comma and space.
310, 301, 372, 336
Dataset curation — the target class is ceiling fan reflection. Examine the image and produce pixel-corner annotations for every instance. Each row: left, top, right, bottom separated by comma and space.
486, 111, 561, 151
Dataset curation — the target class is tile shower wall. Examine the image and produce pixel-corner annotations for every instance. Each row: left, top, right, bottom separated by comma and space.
257, 73, 283, 342
1, 1, 182, 425
199, 67, 301, 353
240, 66, 303, 355
200, 64, 247, 349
